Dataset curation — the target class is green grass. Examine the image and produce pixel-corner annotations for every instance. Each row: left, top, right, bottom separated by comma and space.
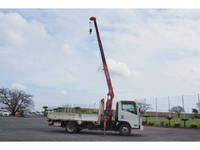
144, 118, 200, 127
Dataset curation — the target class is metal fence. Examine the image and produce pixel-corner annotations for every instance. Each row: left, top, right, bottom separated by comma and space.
47, 94, 200, 114
136, 93, 200, 113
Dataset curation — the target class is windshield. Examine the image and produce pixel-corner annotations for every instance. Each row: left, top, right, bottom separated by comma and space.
122, 102, 137, 114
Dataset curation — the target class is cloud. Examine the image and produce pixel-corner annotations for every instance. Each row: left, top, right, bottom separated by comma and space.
2, 9, 200, 111
101, 9, 200, 62
0, 13, 50, 47
59, 90, 67, 95
11, 83, 26, 90
62, 43, 75, 54
166, 58, 200, 88
107, 59, 140, 77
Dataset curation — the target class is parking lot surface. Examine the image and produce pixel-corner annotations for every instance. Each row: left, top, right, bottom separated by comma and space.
0, 117, 200, 141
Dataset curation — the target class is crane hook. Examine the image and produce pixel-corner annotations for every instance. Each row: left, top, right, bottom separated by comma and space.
89, 21, 92, 35
89, 28, 92, 35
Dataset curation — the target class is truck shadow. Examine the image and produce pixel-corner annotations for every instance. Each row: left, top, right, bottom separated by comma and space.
80, 130, 142, 137
47, 129, 142, 137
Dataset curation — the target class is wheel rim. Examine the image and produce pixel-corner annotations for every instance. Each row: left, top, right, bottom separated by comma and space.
66, 124, 75, 132
121, 126, 129, 134
67, 126, 74, 132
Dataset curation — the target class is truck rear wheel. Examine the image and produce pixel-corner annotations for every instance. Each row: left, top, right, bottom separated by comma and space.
65, 122, 78, 133
119, 124, 131, 136
77, 129, 82, 133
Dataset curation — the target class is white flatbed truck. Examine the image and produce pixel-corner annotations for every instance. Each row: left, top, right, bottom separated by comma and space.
47, 100, 143, 136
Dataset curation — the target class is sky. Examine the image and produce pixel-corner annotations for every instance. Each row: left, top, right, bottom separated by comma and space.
0, 9, 200, 112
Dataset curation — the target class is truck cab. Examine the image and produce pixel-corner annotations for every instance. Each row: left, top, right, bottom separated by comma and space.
115, 101, 143, 135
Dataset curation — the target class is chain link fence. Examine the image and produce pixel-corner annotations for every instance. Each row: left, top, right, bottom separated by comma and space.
136, 94, 200, 113
47, 94, 200, 115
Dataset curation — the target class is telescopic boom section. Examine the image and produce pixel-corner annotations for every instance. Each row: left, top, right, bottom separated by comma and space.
89, 17, 114, 126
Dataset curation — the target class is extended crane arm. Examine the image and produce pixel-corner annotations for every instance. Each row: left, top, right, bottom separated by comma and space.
89, 17, 114, 125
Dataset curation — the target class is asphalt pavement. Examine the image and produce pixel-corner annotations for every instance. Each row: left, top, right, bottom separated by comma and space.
0, 117, 200, 141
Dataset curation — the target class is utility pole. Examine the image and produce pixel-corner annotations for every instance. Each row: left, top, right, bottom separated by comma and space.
155, 97, 158, 119
144, 98, 146, 104
168, 96, 170, 112
197, 93, 200, 113
182, 95, 185, 111
182, 95, 185, 118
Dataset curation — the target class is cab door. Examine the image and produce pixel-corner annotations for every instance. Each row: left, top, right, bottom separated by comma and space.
118, 101, 140, 128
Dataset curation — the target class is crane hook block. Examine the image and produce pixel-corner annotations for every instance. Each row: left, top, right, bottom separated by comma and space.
90, 17, 96, 21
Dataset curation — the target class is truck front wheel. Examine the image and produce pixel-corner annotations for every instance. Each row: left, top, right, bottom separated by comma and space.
119, 124, 131, 136
65, 122, 78, 133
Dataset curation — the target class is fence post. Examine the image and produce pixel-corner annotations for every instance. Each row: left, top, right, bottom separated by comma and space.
168, 96, 170, 112
144, 98, 146, 104
168, 96, 171, 117
155, 97, 158, 120
197, 93, 200, 112
182, 95, 185, 118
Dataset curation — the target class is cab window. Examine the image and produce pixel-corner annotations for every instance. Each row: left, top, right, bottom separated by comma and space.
122, 102, 137, 114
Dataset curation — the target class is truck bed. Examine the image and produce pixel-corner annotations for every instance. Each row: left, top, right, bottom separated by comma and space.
47, 112, 99, 122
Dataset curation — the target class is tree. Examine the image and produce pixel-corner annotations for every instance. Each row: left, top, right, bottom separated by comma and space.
43, 106, 48, 111
137, 102, 151, 114
0, 88, 34, 116
192, 108, 198, 114
43, 106, 48, 117
170, 105, 184, 118
192, 108, 199, 119
166, 116, 173, 127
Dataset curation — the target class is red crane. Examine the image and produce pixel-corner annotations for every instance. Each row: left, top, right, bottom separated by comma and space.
89, 17, 114, 130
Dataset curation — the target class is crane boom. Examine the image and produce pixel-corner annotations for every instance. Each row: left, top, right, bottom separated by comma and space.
89, 17, 114, 129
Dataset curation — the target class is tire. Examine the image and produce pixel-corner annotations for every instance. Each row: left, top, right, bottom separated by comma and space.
65, 122, 78, 133
77, 129, 82, 133
119, 124, 131, 136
